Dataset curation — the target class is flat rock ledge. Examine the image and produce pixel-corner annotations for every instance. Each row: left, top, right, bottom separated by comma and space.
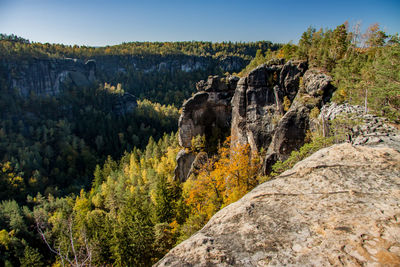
155, 142, 400, 266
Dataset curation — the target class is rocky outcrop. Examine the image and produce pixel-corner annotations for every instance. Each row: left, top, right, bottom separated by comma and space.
1, 58, 96, 97
320, 103, 400, 151
176, 60, 336, 180
174, 150, 196, 183
262, 69, 334, 172
263, 104, 310, 173
1, 54, 247, 100
230, 60, 309, 157
302, 69, 333, 101
112, 92, 137, 115
177, 78, 235, 149
93, 55, 247, 77
156, 141, 400, 266
175, 76, 237, 181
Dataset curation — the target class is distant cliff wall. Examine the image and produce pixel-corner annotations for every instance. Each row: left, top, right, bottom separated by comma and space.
0, 55, 247, 100
0, 58, 96, 97
93, 55, 247, 76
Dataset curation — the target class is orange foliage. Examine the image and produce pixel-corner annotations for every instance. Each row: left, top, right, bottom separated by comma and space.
184, 137, 261, 219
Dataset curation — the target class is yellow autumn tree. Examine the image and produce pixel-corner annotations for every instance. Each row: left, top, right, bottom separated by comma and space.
184, 136, 261, 219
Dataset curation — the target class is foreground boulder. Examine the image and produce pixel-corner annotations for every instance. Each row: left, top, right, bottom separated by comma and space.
156, 142, 400, 266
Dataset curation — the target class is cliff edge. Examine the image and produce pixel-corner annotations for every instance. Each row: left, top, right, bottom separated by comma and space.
156, 140, 400, 266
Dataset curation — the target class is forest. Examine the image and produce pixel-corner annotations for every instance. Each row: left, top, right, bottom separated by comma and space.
0, 34, 278, 59
0, 36, 280, 106
0, 22, 399, 266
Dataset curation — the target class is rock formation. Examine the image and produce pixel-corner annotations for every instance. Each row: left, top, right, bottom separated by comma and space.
112, 92, 138, 115
262, 69, 334, 173
1, 54, 247, 100
175, 59, 335, 181
178, 75, 238, 148
319, 102, 400, 151
0, 58, 139, 115
174, 150, 197, 184
1, 58, 96, 97
92, 55, 247, 78
156, 139, 400, 266
175, 76, 237, 181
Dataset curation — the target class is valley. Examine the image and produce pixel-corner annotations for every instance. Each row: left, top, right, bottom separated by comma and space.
0, 21, 399, 266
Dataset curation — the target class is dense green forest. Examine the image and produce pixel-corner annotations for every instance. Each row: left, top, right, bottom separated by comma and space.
0, 34, 278, 59
1, 35, 280, 106
1, 23, 399, 266
0, 79, 179, 203
241, 23, 399, 122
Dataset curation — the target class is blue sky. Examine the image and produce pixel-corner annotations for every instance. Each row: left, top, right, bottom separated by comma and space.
0, 0, 399, 46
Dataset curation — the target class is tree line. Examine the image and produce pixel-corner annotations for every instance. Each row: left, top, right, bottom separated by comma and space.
240, 22, 399, 121
0, 35, 280, 60
0, 23, 399, 266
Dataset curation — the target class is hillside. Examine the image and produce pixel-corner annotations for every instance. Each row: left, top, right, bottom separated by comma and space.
0, 23, 399, 266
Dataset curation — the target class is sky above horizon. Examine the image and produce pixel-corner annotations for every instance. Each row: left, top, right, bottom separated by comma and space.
0, 0, 399, 46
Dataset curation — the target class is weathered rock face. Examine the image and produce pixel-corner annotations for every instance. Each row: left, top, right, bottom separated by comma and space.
262, 69, 334, 171
174, 150, 197, 183
1, 58, 138, 115
302, 69, 333, 99
178, 76, 237, 149
112, 92, 137, 115
156, 141, 400, 266
175, 76, 236, 181
176, 60, 335, 180
231, 60, 307, 153
1, 58, 96, 97
1, 54, 247, 101
93, 55, 247, 76
263, 104, 310, 173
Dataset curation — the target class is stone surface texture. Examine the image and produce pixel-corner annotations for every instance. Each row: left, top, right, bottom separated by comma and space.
156, 141, 400, 266
176, 60, 338, 180
231, 60, 308, 153
320, 103, 400, 151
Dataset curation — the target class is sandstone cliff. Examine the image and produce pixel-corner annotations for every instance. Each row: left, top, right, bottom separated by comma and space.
1, 55, 247, 98
93, 55, 246, 76
1, 58, 96, 97
157, 140, 400, 266
0, 57, 140, 115
175, 60, 334, 181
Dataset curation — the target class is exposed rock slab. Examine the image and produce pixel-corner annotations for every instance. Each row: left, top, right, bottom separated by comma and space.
174, 150, 196, 183
156, 143, 400, 266
320, 103, 400, 151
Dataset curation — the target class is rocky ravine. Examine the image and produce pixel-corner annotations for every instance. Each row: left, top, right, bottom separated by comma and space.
156, 140, 400, 266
